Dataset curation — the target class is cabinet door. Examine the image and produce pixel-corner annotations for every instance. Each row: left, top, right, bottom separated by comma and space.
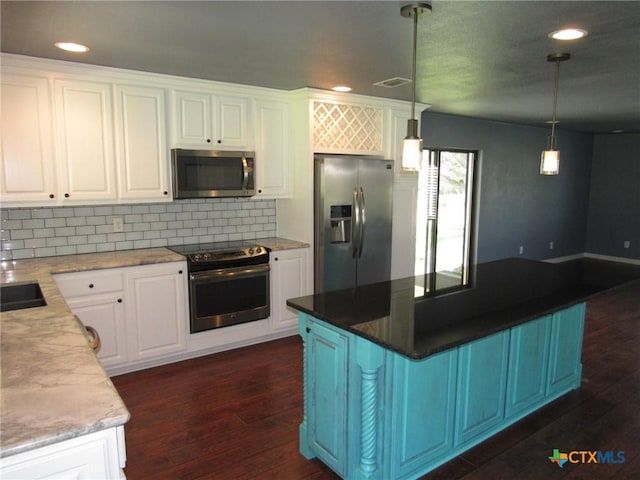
389, 348, 457, 478
454, 330, 509, 447
1, 74, 56, 203
0, 427, 124, 480
254, 99, 290, 197
174, 90, 213, 146
547, 303, 585, 397
0, 427, 125, 480
125, 262, 188, 362
505, 316, 551, 419
54, 79, 117, 202
270, 249, 308, 331
306, 319, 348, 477
114, 85, 170, 201
216, 95, 249, 149
66, 294, 128, 369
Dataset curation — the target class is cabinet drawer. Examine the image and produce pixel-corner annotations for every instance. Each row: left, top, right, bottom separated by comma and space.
55, 269, 124, 298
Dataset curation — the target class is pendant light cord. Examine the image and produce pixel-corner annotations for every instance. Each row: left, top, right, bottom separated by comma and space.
411, 7, 418, 122
550, 59, 561, 149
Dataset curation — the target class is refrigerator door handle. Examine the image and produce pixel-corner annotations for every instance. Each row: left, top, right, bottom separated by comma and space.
358, 187, 366, 258
352, 187, 360, 258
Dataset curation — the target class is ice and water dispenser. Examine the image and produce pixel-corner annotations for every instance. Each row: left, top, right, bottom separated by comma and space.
330, 205, 352, 244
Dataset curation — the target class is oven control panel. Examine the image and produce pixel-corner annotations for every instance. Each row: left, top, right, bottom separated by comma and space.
187, 246, 269, 271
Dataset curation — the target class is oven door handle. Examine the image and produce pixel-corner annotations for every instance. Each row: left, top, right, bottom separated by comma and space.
190, 264, 270, 282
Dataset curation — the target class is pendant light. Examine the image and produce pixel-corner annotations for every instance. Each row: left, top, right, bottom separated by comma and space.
400, 3, 432, 171
541, 53, 570, 175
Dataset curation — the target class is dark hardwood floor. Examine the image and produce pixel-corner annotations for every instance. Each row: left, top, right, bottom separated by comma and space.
112, 280, 640, 479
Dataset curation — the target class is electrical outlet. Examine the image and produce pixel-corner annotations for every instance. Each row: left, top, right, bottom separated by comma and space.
112, 217, 124, 233
549, 241, 554, 250
519, 245, 524, 255
624, 240, 631, 249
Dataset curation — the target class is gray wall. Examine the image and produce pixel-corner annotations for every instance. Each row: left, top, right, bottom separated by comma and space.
421, 112, 593, 263
586, 133, 640, 260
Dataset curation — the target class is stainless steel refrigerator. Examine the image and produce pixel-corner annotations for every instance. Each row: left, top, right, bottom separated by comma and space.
314, 155, 394, 293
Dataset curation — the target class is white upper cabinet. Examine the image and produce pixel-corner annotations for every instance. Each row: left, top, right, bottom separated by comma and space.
173, 90, 250, 149
114, 84, 170, 201
217, 95, 249, 148
1, 54, 292, 206
1, 58, 173, 206
254, 99, 291, 198
173, 90, 211, 146
0, 74, 57, 202
54, 79, 117, 202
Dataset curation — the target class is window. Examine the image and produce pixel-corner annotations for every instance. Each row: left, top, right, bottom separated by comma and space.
415, 149, 476, 296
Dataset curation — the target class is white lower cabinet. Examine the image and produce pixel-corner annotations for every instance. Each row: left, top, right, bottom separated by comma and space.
125, 262, 188, 362
55, 261, 188, 373
55, 251, 308, 374
66, 293, 128, 369
270, 248, 309, 331
0, 426, 126, 480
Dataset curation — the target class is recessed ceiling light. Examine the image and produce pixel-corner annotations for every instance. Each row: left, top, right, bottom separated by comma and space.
54, 42, 90, 53
549, 29, 588, 41
332, 86, 352, 93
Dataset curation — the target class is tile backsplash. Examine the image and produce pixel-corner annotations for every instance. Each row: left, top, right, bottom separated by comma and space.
1, 198, 276, 260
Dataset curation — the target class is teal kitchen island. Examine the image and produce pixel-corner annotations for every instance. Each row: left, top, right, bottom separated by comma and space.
286, 258, 640, 480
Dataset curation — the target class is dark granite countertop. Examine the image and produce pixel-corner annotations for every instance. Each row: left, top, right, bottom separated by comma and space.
286, 258, 640, 359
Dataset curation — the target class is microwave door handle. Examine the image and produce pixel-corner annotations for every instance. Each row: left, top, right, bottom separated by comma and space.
242, 157, 249, 192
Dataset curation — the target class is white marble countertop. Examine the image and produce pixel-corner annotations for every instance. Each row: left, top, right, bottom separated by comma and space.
257, 237, 309, 251
0, 248, 186, 458
0, 238, 307, 458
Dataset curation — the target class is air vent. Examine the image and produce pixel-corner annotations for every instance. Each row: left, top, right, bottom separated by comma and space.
373, 77, 412, 88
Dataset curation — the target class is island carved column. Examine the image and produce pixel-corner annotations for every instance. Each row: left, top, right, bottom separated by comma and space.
355, 337, 385, 479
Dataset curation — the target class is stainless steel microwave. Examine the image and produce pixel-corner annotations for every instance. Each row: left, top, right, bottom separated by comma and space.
171, 149, 256, 199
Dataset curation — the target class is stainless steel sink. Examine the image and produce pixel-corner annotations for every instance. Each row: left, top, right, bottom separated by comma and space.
0, 282, 47, 312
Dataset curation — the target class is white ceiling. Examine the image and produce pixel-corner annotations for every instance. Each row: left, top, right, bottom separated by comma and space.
2, 1, 639, 133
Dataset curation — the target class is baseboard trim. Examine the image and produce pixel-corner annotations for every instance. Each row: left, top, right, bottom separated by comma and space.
544, 252, 640, 265
584, 253, 640, 265
544, 253, 585, 263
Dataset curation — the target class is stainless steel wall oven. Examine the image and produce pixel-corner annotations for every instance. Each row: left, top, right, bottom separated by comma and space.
169, 242, 270, 333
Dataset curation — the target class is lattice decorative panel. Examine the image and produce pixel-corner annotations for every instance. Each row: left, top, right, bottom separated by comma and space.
313, 101, 383, 153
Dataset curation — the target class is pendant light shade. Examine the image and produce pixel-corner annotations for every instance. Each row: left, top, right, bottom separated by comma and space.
401, 3, 431, 171
541, 53, 570, 176
540, 149, 560, 175
402, 119, 422, 170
